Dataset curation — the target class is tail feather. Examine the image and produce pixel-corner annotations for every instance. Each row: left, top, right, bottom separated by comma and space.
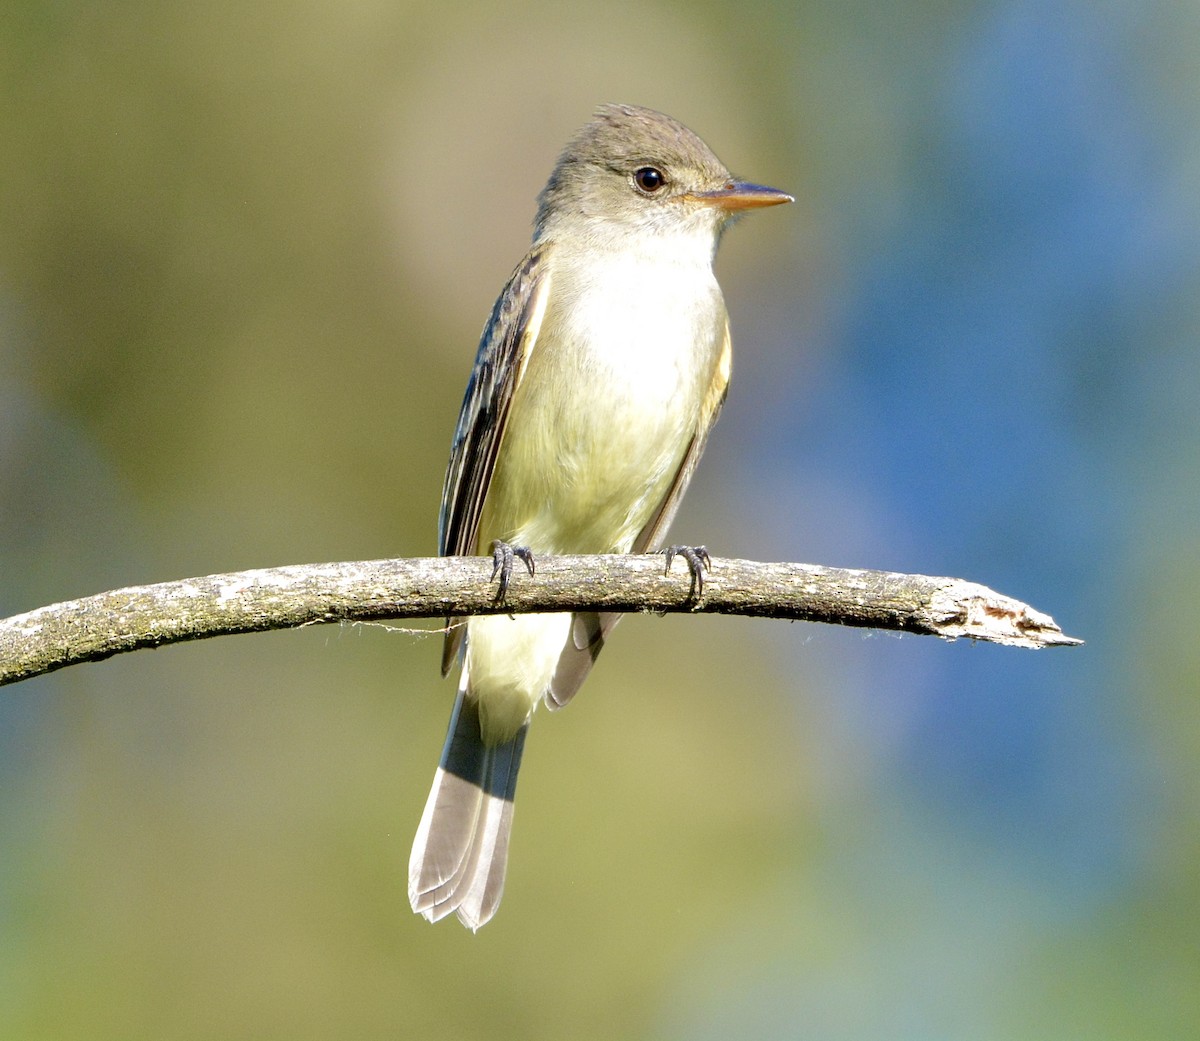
409, 687, 527, 931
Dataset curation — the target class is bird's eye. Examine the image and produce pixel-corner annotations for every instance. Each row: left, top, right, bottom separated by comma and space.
633, 166, 667, 194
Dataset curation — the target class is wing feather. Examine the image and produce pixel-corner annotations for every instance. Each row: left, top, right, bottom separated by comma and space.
439, 243, 553, 675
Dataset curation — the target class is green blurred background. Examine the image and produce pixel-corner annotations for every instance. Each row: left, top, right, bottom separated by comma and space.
2, 1, 1198, 1038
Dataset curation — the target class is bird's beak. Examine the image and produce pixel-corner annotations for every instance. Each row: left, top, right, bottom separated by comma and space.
691, 180, 794, 211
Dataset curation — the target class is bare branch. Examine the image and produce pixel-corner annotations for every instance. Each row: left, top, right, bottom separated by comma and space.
0, 554, 1081, 687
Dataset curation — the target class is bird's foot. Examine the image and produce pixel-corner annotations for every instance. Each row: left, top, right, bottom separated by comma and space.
663, 544, 712, 598
490, 539, 536, 601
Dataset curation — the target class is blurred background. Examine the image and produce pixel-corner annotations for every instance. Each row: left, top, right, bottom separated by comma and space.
1, 0, 1197, 1037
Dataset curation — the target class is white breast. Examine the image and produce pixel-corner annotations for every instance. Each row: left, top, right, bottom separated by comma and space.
480, 233, 727, 554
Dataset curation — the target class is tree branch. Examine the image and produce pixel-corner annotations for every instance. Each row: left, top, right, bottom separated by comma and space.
0, 554, 1081, 687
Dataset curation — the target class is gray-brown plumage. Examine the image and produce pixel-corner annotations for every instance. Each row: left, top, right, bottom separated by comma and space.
408, 103, 790, 930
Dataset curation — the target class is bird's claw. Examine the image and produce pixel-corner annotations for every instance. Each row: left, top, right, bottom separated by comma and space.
663, 544, 712, 597
491, 539, 536, 601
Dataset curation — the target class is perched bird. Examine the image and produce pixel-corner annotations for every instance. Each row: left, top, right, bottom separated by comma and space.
408, 103, 791, 929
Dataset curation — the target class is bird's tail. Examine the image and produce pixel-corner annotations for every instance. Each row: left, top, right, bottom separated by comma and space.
408, 682, 527, 931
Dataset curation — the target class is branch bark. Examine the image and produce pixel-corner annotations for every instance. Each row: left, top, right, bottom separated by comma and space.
0, 554, 1081, 687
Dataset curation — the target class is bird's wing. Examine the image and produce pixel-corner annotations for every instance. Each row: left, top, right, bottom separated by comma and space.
546, 316, 733, 708
439, 242, 554, 675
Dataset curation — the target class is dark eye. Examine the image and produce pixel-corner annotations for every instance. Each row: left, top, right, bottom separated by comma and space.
633, 166, 666, 194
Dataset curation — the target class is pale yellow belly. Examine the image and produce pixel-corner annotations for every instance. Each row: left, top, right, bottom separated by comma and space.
465, 247, 728, 741
476, 304, 721, 553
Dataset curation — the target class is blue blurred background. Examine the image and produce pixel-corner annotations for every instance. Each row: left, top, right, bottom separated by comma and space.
2, 1, 1197, 1037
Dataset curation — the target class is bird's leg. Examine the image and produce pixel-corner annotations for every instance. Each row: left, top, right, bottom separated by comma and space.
663, 544, 712, 598
490, 539, 536, 602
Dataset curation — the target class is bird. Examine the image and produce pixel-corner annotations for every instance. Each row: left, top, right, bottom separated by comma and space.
408, 103, 791, 929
